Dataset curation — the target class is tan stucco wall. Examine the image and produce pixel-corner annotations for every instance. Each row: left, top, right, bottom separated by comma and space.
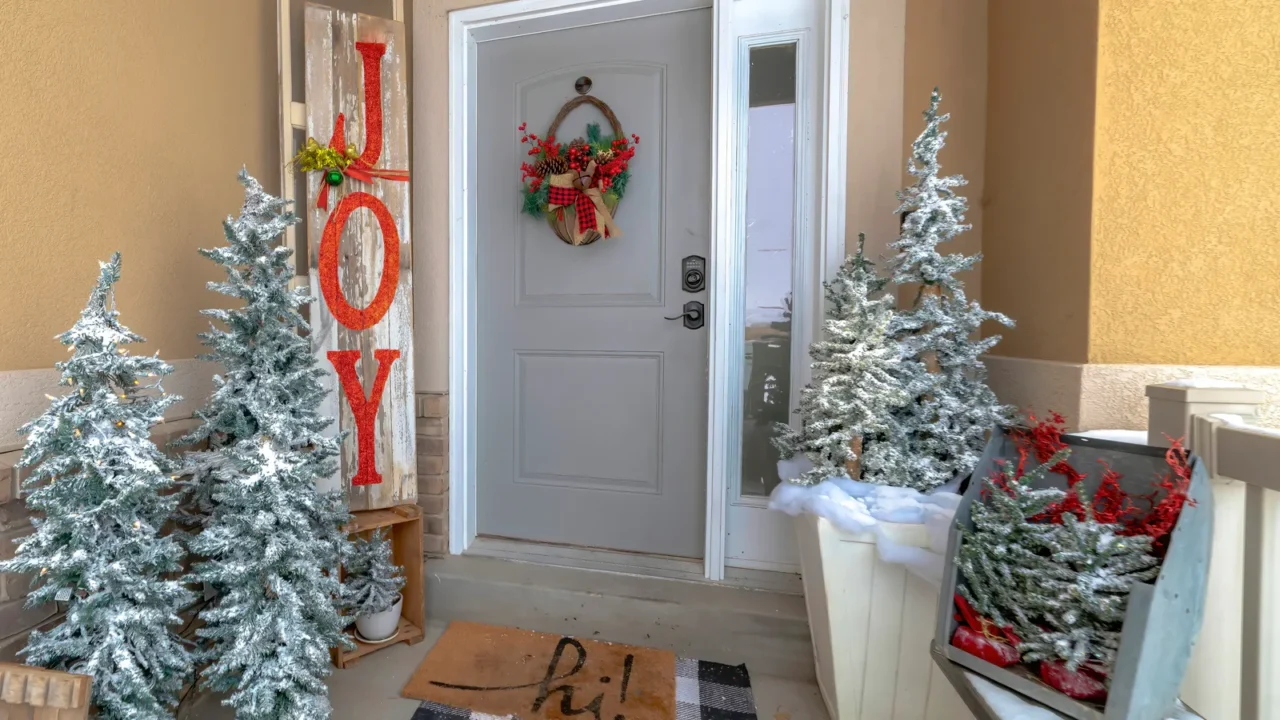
1089, 0, 1280, 365
0, 0, 280, 372
980, 0, 1098, 363
901, 0, 988, 305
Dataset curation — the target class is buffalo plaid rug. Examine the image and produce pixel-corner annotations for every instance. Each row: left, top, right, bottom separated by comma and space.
409, 658, 758, 720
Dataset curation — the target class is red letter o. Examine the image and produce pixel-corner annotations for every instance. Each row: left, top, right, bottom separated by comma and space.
318, 192, 401, 331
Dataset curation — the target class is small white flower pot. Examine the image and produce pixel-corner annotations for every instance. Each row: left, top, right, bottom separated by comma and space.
355, 593, 403, 642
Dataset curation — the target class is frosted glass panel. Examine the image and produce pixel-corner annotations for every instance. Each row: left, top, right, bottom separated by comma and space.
740, 44, 797, 498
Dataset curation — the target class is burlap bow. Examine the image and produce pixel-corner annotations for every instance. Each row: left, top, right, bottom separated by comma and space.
546, 161, 622, 246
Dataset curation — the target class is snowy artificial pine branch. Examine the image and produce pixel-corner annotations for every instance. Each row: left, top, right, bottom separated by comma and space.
184, 171, 352, 720
0, 254, 194, 720
956, 450, 1071, 632
1016, 489, 1159, 673
343, 529, 406, 617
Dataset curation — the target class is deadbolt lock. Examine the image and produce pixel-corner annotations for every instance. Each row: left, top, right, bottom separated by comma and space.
682, 255, 706, 293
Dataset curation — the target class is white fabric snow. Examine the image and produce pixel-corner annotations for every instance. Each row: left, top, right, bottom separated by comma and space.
1161, 377, 1245, 389
967, 673, 1062, 720
770, 456, 962, 584
966, 672, 1202, 719
1070, 429, 1150, 445
1209, 413, 1280, 438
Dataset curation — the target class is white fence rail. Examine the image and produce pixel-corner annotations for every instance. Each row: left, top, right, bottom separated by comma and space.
1145, 382, 1280, 720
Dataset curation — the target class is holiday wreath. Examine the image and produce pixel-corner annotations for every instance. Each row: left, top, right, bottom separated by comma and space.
519, 95, 639, 246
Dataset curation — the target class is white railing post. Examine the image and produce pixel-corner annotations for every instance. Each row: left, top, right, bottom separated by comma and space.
1146, 382, 1267, 719
1146, 382, 1266, 449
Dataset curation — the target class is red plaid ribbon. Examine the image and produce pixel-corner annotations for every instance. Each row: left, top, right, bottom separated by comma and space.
547, 183, 599, 235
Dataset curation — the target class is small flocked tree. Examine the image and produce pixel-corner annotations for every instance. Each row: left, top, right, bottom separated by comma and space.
956, 450, 1070, 633
876, 89, 1014, 491
0, 254, 193, 720
186, 171, 351, 720
773, 235, 910, 485
1016, 491, 1160, 673
344, 529, 405, 618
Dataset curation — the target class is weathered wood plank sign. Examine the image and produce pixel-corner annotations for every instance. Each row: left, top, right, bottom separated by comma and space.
304, 4, 415, 511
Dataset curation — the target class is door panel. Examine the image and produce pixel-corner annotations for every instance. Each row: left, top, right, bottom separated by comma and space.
477, 9, 712, 558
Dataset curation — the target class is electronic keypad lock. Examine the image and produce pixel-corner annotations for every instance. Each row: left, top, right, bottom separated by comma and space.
681, 255, 706, 293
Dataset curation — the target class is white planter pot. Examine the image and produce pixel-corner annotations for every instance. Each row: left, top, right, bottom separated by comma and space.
794, 514, 972, 720
355, 593, 403, 642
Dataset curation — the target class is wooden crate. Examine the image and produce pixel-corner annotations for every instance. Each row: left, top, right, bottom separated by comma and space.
933, 430, 1213, 720
332, 503, 426, 669
0, 664, 91, 720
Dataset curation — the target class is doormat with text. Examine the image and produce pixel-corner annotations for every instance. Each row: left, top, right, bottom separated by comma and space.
402, 621, 757, 720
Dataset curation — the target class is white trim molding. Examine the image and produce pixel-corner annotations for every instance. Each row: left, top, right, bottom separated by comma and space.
713, 0, 831, 575
984, 355, 1280, 432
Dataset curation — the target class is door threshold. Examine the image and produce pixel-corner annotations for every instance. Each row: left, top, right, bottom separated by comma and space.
465, 536, 802, 595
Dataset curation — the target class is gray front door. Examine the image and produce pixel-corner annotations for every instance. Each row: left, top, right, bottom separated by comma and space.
476, 9, 712, 558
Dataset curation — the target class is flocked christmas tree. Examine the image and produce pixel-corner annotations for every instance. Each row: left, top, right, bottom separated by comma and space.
344, 529, 405, 618
185, 171, 352, 719
872, 89, 1014, 491
773, 234, 910, 485
956, 450, 1070, 633
1016, 490, 1160, 673
0, 254, 194, 720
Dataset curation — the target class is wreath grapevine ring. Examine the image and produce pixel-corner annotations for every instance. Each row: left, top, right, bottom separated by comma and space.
519, 95, 640, 246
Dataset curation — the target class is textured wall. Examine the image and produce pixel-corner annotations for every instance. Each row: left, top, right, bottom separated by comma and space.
411, 0, 493, 393
0, 0, 280, 372
1090, 0, 1280, 365
900, 0, 988, 305
985, 355, 1280, 432
980, 0, 1098, 362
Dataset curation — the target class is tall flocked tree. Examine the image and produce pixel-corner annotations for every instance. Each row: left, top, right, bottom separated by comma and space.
773, 235, 910, 485
0, 254, 193, 719
185, 171, 351, 719
872, 89, 1014, 491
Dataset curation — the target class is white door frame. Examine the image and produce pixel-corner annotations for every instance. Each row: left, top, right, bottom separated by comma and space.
435, 0, 861, 581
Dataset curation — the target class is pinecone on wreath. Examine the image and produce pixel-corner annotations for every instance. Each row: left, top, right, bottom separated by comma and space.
535, 155, 568, 177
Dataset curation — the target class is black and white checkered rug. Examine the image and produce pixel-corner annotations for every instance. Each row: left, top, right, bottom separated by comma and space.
675, 657, 757, 720
409, 658, 758, 720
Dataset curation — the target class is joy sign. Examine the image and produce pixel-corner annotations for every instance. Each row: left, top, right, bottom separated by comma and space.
304, 6, 416, 511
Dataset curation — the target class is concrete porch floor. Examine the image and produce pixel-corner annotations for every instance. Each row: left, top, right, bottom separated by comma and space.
184, 554, 831, 720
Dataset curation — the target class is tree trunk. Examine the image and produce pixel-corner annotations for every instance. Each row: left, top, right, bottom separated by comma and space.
846, 436, 862, 479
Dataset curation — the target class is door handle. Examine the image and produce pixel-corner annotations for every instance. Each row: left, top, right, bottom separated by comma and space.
664, 301, 704, 330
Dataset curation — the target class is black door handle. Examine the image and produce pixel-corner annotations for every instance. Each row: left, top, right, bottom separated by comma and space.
665, 301, 704, 330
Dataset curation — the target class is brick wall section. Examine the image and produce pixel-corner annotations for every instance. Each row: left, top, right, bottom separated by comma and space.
0, 418, 200, 663
0, 450, 39, 663
416, 392, 448, 557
